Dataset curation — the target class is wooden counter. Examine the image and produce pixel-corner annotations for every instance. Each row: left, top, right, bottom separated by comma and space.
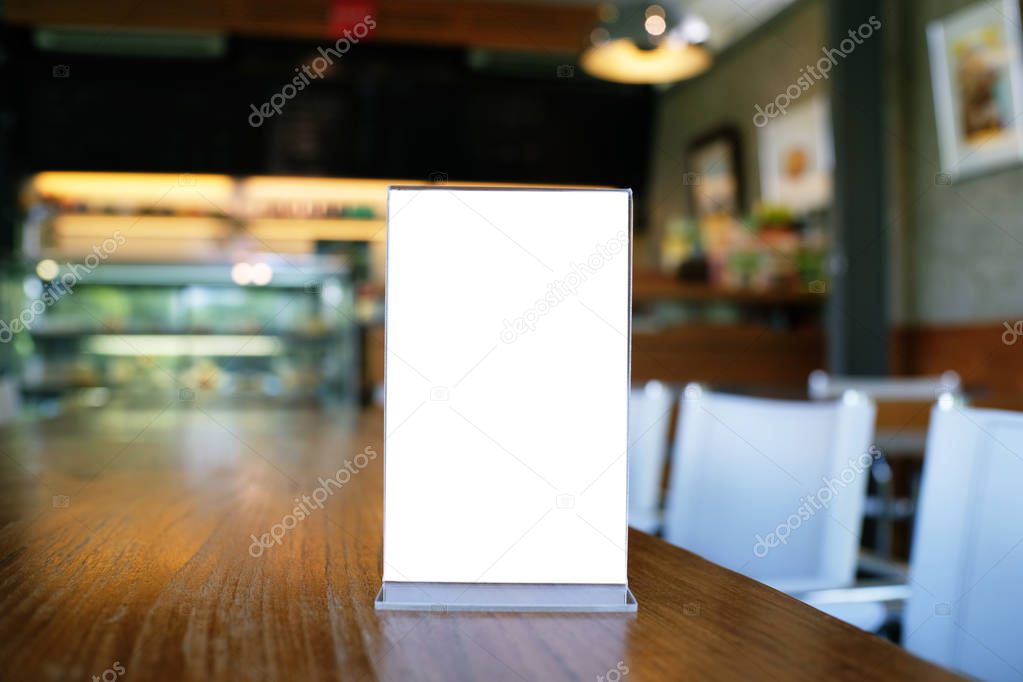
0, 406, 956, 680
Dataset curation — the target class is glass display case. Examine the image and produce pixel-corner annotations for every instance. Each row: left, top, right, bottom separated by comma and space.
8, 172, 399, 411
16, 259, 356, 408
0, 262, 24, 422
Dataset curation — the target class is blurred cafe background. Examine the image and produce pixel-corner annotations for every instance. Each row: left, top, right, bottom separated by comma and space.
3, 0, 1023, 678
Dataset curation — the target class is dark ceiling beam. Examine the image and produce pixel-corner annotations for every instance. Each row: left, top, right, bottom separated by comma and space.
3, 0, 597, 53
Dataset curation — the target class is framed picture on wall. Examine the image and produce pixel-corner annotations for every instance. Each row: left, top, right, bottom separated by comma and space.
685, 126, 743, 220
927, 0, 1023, 179
756, 95, 834, 214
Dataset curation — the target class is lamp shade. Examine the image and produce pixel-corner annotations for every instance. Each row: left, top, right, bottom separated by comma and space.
581, 2, 712, 84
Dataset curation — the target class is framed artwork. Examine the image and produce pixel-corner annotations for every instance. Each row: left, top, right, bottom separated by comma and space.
927, 0, 1023, 179
757, 95, 834, 214
685, 126, 743, 220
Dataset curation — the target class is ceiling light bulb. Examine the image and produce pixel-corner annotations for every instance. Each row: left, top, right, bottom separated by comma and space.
680, 15, 711, 44
645, 15, 667, 36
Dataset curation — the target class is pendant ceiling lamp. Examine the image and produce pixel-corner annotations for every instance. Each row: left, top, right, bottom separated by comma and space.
581, 2, 713, 85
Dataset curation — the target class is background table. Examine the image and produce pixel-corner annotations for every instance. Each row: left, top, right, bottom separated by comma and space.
0, 406, 958, 680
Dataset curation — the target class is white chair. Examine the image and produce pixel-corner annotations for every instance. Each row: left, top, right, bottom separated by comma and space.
809, 369, 965, 560
664, 384, 876, 593
905, 398, 1023, 680
628, 381, 674, 534
808, 369, 961, 401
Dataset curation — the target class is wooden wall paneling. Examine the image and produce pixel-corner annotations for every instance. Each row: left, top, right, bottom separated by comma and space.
631, 325, 824, 390
893, 323, 1023, 409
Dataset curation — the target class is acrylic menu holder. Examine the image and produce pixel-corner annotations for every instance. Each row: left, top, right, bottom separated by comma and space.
375, 186, 635, 612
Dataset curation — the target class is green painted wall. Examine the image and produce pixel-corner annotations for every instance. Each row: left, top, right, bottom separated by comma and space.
648, 0, 1023, 325
890, 0, 1023, 324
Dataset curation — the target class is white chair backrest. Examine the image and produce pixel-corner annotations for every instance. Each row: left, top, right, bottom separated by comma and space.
905, 402, 1023, 680
808, 370, 961, 402
663, 385, 876, 592
628, 381, 674, 533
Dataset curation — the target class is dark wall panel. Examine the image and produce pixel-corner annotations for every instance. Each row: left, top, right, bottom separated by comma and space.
7, 32, 652, 191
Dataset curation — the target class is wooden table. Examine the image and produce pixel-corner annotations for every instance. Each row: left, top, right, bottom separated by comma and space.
0, 406, 958, 681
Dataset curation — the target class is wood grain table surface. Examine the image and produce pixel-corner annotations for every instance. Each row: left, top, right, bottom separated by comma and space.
0, 405, 959, 681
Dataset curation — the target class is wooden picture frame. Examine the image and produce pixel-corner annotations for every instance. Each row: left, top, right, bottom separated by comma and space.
685, 126, 743, 220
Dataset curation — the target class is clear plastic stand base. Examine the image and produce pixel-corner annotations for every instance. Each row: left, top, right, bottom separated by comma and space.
374, 582, 638, 613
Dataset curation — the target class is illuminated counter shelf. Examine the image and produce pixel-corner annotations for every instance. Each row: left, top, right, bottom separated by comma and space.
24, 172, 594, 260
